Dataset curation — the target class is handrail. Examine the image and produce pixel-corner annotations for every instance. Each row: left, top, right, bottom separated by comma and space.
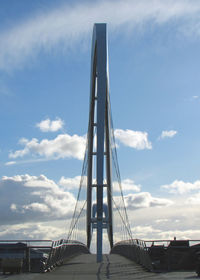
114, 238, 200, 248
45, 239, 90, 271
111, 238, 200, 272
0, 239, 89, 273
0, 240, 52, 242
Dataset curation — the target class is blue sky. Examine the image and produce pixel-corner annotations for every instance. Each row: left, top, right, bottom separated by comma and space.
1, 0, 200, 247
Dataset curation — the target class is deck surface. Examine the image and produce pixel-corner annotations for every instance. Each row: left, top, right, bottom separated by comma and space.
0, 254, 198, 279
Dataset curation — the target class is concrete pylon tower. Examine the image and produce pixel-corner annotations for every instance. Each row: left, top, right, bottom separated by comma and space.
86, 23, 113, 262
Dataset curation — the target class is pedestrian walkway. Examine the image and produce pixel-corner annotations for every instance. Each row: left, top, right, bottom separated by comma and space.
0, 254, 197, 279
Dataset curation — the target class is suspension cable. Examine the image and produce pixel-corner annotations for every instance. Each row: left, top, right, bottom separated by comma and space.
108, 93, 133, 241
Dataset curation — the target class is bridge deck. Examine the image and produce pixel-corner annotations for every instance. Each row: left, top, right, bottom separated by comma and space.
0, 254, 197, 279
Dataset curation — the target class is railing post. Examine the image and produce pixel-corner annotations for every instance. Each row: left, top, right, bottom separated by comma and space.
25, 246, 30, 272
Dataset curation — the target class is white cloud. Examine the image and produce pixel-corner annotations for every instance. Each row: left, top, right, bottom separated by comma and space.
36, 118, 64, 132
9, 133, 86, 161
159, 130, 177, 139
161, 179, 200, 194
155, 218, 169, 224
2, 174, 200, 245
125, 192, 173, 209
59, 176, 140, 193
59, 175, 82, 190
3, 174, 57, 189
1, 0, 200, 71
5, 161, 16, 166
22, 202, 50, 213
10, 204, 17, 211
186, 192, 200, 205
113, 192, 172, 211
157, 229, 200, 241
132, 225, 161, 238
113, 178, 141, 192
115, 129, 152, 150
126, 198, 200, 240
0, 174, 76, 224
0, 222, 68, 240
131, 225, 200, 241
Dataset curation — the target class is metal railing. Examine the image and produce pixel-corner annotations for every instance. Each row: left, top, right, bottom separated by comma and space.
0, 239, 90, 273
111, 239, 153, 271
45, 239, 89, 271
0, 240, 52, 273
111, 238, 200, 272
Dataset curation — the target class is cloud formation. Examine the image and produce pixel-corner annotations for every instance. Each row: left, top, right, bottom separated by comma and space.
5, 161, 16, 166
1, 0, 200, 71
187, 192, 200, 205
113, 192, 172, 211
9, 133, 86, 161
0, 222, 67, 240
115, 129, 152, 150
131, 225, 200, 241
1, 173, 200, 244
59, 175, 82, 190
159, 130, 177, 139
161, 179, 200, 194
124, 192, 173, 210
0, 174, 76, 225
36, 118, 64, 132
127, 198, 200, 240
113, 178, 141, 193
59, 176, 140, 194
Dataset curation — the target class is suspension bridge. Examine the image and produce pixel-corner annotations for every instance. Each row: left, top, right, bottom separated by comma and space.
0, 24, 200, 279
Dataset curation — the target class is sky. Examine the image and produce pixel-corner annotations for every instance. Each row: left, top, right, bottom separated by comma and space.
1, 0, 200, 250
